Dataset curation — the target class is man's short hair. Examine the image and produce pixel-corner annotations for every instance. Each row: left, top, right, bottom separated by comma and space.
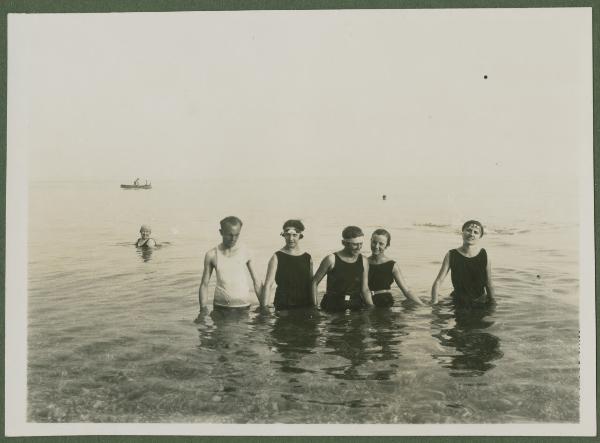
342, 225, 364, 239
220, 216, 243, 229
461, 220, 484, 237
372, 228, 391, 246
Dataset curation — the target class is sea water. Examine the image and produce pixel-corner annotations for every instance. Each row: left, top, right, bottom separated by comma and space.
26, 176, 580, 423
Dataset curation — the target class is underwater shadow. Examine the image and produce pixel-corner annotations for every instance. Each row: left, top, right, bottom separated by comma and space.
268, 307, 321, 375
431, 299, 503, 377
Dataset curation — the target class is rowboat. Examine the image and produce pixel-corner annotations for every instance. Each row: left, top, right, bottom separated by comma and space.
120, 184, 152, 189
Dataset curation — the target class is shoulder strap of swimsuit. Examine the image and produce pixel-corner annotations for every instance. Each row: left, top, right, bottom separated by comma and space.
480, 248, 488, 265
331, 252, 340, 268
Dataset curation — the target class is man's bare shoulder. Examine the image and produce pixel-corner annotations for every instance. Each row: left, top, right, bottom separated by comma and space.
321, 253, 336, 265
204, 247, 218, 263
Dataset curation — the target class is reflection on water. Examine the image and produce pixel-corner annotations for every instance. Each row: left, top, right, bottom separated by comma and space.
364, 309, 407, 381
136, 246, 154, 262
270, 308, 320, 375
134, 243, 171, 262
431, 301, 503, 377
196, 307, 254, 350
322, 311, 372, 381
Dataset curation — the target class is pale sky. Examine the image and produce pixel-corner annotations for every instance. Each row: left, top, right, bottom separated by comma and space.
8, 8, 592, 181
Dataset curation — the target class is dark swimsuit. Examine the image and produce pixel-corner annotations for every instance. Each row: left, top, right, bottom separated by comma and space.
320, 253, 365, 312
368, 260, 395, 307
137, 238, 152, 248
449, 248, 490, 306
274, 251, 312, 309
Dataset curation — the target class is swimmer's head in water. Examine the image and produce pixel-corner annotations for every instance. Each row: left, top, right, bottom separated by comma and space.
461, 220, 484, 238
139, 225, 152, 239
219, 216, 243, 248
281, 219, 305, 240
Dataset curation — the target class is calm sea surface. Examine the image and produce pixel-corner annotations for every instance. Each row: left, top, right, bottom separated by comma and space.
27, 177, 580, 423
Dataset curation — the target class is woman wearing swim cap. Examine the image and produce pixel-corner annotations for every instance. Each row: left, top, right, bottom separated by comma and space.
262, 220, 314, 309
431, 220, 496, 306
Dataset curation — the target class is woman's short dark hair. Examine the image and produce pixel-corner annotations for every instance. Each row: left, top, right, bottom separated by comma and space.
282, 219, 305, 238
282, 219, 305, 232
372, 228, 391, 246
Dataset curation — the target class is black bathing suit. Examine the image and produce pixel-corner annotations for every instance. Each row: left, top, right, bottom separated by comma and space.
274, 251, 312, 309
320, 253, 365, 312
368, 260, 395, 308
136, 238, 154, 248
449, 248, 490, 306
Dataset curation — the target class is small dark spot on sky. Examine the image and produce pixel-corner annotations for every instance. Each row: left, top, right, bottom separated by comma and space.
484, 75, 488, 79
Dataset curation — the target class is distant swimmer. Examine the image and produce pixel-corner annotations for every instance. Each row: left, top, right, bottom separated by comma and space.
134, 177, 140, 186
195, 216, 263, 322
368, 229, 424, 307
135, 224, 157, 248
135, 224, 156, 247
382, 194, 387, 200
431, 220, 496, 306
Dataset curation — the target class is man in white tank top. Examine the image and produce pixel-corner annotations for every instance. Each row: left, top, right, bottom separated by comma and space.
195, 216, 263, 321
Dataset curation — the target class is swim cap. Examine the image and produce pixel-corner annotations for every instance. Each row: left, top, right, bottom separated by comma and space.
281, 227, 304, 238
282, 219, 305, 232
461, 220, 484, 237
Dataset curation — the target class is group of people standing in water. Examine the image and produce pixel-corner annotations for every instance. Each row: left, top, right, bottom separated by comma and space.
181, 216, 495, 322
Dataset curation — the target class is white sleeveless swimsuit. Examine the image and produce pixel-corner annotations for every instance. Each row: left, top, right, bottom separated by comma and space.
214, 244, 254, 307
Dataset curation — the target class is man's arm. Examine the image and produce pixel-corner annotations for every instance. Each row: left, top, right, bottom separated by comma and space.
260, 254, 278, 307
312, 254, 334, 306
431, 252, 450, 304
198, 250, 215, 313
246, 259, 263, 303
361, 256, 373, 306
393, 263, 424, 305
308, 257, 315, 306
